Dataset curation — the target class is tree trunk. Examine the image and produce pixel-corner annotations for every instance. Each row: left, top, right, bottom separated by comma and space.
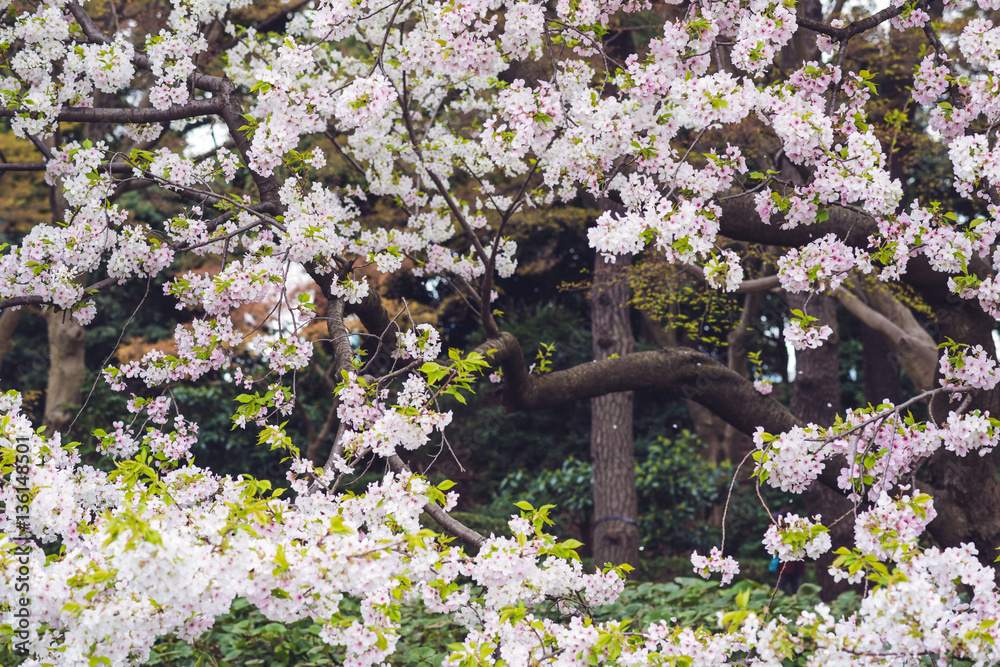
924, 305, 1000, 574
787, 292, 860, 600
589, 254, 639, 571
43, 309, 86, 433
862, 322, 902, 405
41, 142, 87, 435
788, 293, 840, 426
0, 308, 25, 365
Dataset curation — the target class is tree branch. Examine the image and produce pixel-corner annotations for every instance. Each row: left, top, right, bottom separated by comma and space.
387, 454, 487, 550
477, 332, 802, 437
682, 264, 781, 294
798, 1, 917, 39
0, 99, 223, 124
832, 283, 937, 391
325, 297, 357, 376
0, 276, 118, 311
716, 192, 980, 305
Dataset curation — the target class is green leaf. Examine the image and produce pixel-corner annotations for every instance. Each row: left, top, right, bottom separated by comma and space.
735, 588, 750, 609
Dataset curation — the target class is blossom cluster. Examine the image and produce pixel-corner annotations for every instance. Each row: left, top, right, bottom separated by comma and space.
939, 343, 1000, 391
777, 233, 869, 294
335, 370, 453, 458
690, 546, 741, 586
762, 513, 832, 561
854, 490, 937, 561
754, 351, 1000, 500
782, 317, 834, 350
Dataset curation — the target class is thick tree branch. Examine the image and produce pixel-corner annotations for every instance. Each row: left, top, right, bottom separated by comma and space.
683, 264, 781, 294
798, 1, 916, 39
478, 332, 801, 437
718, 193, 877, 248
0, 99, 223, 124
478, 330, 861, 495
0, 163, 46, 172
832, 283, 937, 391
717, 192, 985, 307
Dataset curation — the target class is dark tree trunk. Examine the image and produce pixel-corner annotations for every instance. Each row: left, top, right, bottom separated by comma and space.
787, 292, 860, 601
862, 323, 902, 405
924, 305, 1000, 574
0, 308, 24, 365
788, 293, 840, 426
589, 254, 639, 571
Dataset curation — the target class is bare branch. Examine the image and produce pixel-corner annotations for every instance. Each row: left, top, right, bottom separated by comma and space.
387, 454, 487, 550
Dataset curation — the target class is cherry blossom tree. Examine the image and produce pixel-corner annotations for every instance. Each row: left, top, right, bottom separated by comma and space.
4, 0, 1000, 664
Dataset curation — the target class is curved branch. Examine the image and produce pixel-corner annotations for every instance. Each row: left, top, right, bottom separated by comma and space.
832, 283, 937, 391
718, 193, 877, 248
682, 264, 781, 294
478, 332, 801, 437
716, 192, 983, 305
798, 1, 917, 40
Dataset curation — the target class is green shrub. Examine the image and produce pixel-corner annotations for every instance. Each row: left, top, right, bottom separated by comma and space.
142, 577, 862, 667
496, 431, 732, 553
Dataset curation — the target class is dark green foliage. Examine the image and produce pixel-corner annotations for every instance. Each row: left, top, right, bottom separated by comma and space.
425, 302, 595, 507
145, 598, 341, 667
593, 578, 861, 629
493, 431, 732, 554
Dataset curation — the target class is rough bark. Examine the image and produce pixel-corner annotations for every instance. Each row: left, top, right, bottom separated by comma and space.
589, 255, 639, 570
923, 306, 1000, 572
783, 0, 822, 68
788, 293, 840, 426
788, 293, 860, 601
42, 309, 86, 433
474, 332, 803, 437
